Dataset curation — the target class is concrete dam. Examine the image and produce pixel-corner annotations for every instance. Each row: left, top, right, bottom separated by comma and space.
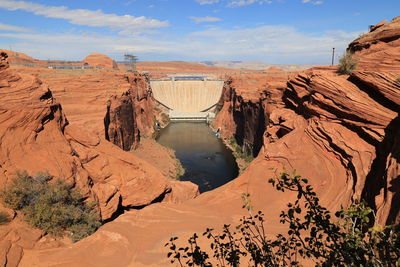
150, 76, 224, 120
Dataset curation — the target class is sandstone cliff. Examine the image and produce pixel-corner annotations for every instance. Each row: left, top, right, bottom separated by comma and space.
0, 51, 198, 265
12, 67, 132, 137
0, 50, 37, 65
104, 74, 157, 151
212, 73, 288, 157
14, 66, 157, 152
214, 17, 400, 225
0, 51, 175, 220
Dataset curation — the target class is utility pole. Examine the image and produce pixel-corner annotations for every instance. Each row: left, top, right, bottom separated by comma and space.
124, 53, 138, 72
331, 47, 335, 66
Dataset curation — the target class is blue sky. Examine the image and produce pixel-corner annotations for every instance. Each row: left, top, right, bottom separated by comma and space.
0, 0, 398, 64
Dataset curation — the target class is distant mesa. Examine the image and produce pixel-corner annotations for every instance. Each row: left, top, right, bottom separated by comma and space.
82, 53, 119, 70
0, 50, 120, 70
0, 49, 37, 65
265, 66, 284, 73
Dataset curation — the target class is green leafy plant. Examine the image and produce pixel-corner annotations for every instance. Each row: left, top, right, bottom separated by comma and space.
1, 171, 101, 242
338, 51, 358, 75
166, 171, 400, 266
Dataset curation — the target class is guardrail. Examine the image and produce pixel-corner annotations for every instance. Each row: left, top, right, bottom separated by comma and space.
169, 111, 216, 122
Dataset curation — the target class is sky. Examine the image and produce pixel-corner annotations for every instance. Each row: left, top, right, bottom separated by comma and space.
0, 0, 398, 64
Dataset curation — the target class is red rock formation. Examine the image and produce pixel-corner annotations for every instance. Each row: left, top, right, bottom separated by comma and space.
104, 73, 157, 151
14, 67, 157, 151
82, 53, 119, 70
348, 17, 400, 72
214, 17, 400, 225
212, 73, 288, 156
105, 93, 140, 151
345, 17, 400, 224
17, 68, 132, 137
0, 49, 37, 65
0, 51, 198, 262
278, 68, 398, 223
265, 66, 284, 73
0, 51, 173, 219
3, 18, 399, 266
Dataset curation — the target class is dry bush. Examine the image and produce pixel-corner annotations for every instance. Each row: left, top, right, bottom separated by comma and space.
1, 171, 101, 242
338, 52, 358, 75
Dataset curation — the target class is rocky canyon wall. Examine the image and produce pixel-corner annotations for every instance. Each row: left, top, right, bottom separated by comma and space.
12, 66, 159, 152
0, 52, 176, 221
104, 74, 157, 151
212, 73, 288, 157
214, 18, 400, 225
0, 52, 198, 265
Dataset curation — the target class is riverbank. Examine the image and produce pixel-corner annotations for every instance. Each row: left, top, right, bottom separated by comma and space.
130, 138, 185, 180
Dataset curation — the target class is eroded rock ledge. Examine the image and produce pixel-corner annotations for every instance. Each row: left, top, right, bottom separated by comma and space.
212, 73, 288, 157
104, 74, 154, 151
214, 17, 400, 225
0, 52, 198, 265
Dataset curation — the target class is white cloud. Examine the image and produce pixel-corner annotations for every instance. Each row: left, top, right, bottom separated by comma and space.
195, 0, 272, 7
195, 0, 273, 7
228, 0, 255, 7
302, 0, 323, 5
189, 16, 222, 23
195, 0, 221, 4
0, 32, 172, 60
228, 0, 272, 7
188, 26, 357, 63
0, 0, 169, 33
0, 25, 360, 64
0, 22, 31, 32
195, 0, 322, 6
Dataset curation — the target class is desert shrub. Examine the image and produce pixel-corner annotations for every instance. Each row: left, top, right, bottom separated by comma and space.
1, 171, 101, 242
67, 210, 102, 242
166, 171, 400, 266
396, 77, 400, 86
161, 113, 170, 124
0, 211, 10, 225
338, 51, 358, 75
1, 170, 48, 210
228, 138, 254, 163
175, 161, 185, 180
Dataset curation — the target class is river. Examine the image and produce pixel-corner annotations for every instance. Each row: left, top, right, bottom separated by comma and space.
156, 122, 239, 193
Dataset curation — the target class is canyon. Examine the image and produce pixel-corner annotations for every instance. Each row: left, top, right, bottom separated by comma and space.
0, 17, 398, 266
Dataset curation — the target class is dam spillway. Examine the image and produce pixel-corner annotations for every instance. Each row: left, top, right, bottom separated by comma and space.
150, 76, 224, 120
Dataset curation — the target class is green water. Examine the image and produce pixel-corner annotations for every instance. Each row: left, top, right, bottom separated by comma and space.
156, 122, 239, 193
